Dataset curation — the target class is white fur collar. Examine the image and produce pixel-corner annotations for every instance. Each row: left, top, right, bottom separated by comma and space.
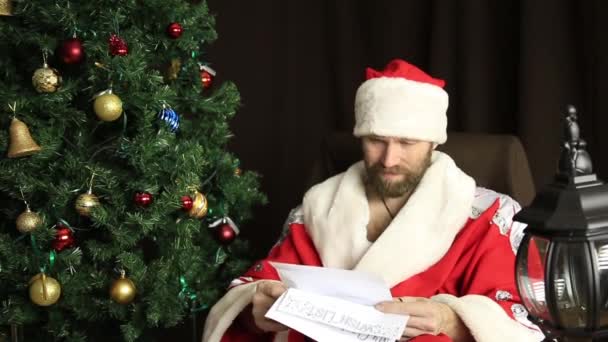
302, 151, 476, 287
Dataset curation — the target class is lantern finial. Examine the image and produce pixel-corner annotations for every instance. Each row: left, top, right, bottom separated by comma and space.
559, 105, 593, 176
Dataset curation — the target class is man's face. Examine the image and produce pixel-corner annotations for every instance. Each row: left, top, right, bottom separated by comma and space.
362, 135, 433, 198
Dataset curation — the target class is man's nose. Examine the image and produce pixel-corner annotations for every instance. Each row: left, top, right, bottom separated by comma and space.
382, 142, 400, 168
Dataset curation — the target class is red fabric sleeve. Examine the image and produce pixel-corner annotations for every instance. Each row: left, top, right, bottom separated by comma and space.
455, 207, 541, 334
462, 223, 519, 306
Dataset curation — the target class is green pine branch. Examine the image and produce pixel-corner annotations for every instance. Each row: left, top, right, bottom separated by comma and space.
0, 1, 266, 340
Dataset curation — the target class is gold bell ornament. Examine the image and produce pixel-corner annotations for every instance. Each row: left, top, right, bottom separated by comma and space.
93, 89, 123, 122
29, 273, 61, 306
110, 270, 137, 304
7, 117, 41, 158
0, 0, 13, 16
75, 173, 100, 216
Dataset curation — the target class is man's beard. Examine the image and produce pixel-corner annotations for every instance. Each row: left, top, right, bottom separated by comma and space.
366, 150, 432, 198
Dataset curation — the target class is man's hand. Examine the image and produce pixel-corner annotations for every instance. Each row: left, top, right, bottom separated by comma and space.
250, 281, 288, 333
375, 297, 473, 342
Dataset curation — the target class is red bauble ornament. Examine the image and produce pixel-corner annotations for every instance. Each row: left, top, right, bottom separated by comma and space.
216, 223, 237, 244
181, 195, 193, 211
52, 225, 75, 252
109, 34, 128, 56
166, 22, 184, 39
199, 65, 216, 90
59, 37, 85, 64
134, 192, 153, 208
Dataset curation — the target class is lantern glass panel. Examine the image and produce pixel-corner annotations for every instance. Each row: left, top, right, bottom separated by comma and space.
552, 242, 590, 329
517, 235, 551, 321
595, 240, 608, 327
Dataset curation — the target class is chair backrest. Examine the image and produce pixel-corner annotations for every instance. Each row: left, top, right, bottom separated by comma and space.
306, 131, 536, 205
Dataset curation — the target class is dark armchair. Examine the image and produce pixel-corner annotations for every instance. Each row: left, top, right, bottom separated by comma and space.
306, 131, 536, 205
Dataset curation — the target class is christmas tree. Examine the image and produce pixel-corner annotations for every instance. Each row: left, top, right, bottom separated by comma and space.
0, 1, 266, 341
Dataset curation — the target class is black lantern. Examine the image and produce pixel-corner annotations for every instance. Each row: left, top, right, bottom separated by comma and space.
514, 105, 608, 341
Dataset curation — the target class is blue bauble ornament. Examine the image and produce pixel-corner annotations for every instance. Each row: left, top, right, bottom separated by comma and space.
158, 106, 180, 133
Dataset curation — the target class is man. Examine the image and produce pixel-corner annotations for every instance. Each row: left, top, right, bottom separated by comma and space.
203, 59, 543, 342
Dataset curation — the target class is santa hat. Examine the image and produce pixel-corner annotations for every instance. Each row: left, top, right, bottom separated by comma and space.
353, 59, 449, 144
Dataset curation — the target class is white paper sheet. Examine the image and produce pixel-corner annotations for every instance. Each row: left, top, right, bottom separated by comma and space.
270, 262, 392, 305
265, 263, 409, 342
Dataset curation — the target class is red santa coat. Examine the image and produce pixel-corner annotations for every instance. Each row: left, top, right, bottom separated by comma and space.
203, 152, 543, 342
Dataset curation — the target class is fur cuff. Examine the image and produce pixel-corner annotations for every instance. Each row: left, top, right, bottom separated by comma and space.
431, 294, 543, 342
203, 280, 269, 342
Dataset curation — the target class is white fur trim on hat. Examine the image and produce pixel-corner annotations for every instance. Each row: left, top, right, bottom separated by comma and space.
353, 77, 449, 144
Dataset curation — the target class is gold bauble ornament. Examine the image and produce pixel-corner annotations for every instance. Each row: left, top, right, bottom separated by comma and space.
75, 190, 100, 216
0, 0, 13, 16
93, 91, 123, 122
7, 117, 41, 158
16, 207, 42, 233
32, 63, 62, 93
29, 273, 61, 306
110, 271, 136, 304
189, 190, 208, 219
